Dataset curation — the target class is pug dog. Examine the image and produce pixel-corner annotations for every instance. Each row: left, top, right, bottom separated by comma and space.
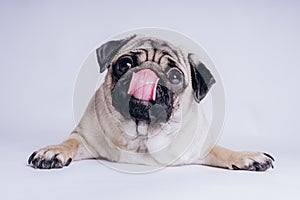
28, 35, 274, 171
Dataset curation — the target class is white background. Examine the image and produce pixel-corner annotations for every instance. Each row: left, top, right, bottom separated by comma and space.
0, 0, 299, 199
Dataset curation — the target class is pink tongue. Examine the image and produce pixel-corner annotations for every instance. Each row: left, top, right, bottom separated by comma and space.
128, 69, 159, 101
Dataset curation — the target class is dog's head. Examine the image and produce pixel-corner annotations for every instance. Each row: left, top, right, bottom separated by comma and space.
96, 35, 215, 125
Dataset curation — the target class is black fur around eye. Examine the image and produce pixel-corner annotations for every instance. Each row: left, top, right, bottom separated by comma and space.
116, 57, 133, 73
167, 68, 183, 85
113, 56, 134, 79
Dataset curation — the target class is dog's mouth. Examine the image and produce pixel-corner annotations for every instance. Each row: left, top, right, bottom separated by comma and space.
112, 69, 173, 124
128, 84, 173, 124
128, 69, 159, 101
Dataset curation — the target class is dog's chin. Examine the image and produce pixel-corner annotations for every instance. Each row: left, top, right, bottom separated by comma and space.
128, 97, 153, 122
129, 96, 170, 124
112, 79, 173, 125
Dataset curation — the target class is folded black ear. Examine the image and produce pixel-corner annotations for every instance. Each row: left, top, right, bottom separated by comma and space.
188, 53, 216, 103
96, 35, 136, 73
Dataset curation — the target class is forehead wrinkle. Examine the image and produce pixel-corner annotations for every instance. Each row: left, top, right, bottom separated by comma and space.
121, 38, 186, 67
130, 39, 178, 56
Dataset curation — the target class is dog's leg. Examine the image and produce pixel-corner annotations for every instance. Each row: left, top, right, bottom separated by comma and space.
28, 132, 92, 169
199, 145, 274, 171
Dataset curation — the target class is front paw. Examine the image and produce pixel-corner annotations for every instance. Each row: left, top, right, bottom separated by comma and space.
230, 152, 274, 171
28, 145, 73, 169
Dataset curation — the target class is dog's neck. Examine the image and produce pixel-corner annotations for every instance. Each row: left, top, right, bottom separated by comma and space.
97, 73, 186, 154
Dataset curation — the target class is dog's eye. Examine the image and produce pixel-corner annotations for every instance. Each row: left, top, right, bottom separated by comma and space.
116, 57, 133, 74
167, 68, 183, 85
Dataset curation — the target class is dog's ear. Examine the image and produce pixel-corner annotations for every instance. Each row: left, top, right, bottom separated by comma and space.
188, 53, 216, 103
96, 35, 136, 73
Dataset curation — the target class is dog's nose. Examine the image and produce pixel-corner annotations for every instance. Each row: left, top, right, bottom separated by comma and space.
128, 69, 159, 101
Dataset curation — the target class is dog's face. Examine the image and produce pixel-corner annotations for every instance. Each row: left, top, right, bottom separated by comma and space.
96, 35, 215, 126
